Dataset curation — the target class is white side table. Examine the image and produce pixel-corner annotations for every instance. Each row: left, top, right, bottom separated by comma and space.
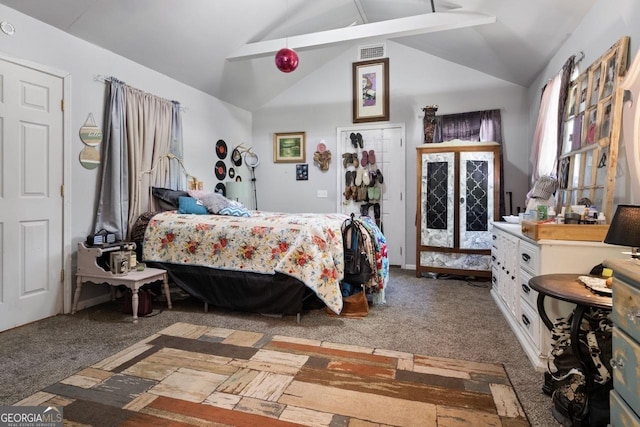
73, 242, 171, 323
73, 268, 171, 323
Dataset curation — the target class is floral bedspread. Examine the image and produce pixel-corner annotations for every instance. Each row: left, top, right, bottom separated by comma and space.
143, 211, 350, 314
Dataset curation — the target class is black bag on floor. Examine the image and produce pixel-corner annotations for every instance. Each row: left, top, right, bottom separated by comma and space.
123, 288, 154, 316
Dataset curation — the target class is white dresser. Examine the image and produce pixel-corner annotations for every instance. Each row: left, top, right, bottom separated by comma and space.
604, 258, 640, 426
491, 222, 627, 371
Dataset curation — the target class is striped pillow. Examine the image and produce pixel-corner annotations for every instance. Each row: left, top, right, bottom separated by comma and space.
219, 204, 251, 217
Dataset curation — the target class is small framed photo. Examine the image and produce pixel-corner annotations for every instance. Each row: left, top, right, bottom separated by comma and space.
274, 132, 306, 163
296, 164, 308, 181
353, 58, 389, 123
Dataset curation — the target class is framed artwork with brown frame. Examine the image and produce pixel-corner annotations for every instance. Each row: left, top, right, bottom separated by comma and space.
352, 58, 389, 123
273, 132, 306, 163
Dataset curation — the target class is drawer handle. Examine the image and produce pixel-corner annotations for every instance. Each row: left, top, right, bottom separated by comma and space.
522, 284, 531, 294
521, 314, 530, 326
492, 235, 497, 240
492, 277, 497, 284
610, 358, 624, 369
491, 255, 496, 261
521, 253, 531, 262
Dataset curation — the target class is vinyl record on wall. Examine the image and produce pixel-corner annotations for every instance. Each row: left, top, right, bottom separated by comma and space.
216, 139, 228, 159
215, 160, 227, 180
215, 182, 226, 196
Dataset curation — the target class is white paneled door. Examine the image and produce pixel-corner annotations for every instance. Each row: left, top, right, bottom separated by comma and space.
0, 58, 64, 331
337, 125, 405, 267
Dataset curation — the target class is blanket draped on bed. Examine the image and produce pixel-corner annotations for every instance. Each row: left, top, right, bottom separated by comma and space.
143, 211, 349, 313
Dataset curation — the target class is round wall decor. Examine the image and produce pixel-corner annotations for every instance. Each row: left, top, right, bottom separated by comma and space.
215, 182, 226, 196
215, 160, 227, 180
216, 139, 228, 159
79, 146, 100, 169
79, 113, 102, 146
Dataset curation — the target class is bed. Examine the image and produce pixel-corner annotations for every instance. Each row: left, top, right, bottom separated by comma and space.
138, 208, 388, 317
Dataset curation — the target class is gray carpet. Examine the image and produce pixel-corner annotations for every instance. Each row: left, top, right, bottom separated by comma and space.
0, 268, 560, 426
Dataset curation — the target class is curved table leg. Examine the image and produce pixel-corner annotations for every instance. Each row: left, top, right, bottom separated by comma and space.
162, 273, 172, 309
131, 289, 139, 324
537, 293, 557, 395
72, 276, 83, 315
537, 293, 554, 331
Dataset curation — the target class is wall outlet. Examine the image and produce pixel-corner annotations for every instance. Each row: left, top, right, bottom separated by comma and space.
317, 190, 328, 198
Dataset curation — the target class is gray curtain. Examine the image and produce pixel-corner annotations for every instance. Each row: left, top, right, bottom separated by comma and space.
94, 79, 128, 240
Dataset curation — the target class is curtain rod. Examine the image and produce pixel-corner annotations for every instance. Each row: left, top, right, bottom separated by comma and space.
92, 74, 188, 112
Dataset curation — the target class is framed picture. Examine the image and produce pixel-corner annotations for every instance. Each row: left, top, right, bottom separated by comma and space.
296, 164, 308, 181
352, 58, 389, 123
274, 132, 306, 163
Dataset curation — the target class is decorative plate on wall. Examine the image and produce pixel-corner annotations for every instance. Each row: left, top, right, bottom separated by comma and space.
229, 167, 235, 178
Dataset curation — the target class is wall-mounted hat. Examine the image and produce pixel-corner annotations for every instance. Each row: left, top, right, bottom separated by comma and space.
215, 160, 227, 180
216, 139, 228, 159
531, 175, 558, 199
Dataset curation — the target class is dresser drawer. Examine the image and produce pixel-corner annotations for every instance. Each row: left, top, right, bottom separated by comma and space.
611, 327, 640, 414
519, 300, 540, 349
519, 240, 539, 275
519, 268, 539, 309
612, 277, 640, 343
610, 389, 640, 427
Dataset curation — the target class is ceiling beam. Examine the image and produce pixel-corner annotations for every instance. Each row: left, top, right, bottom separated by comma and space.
226, 10, 496, 61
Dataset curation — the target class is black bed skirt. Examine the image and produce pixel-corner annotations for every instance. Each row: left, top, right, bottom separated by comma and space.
149, 262, 319, 315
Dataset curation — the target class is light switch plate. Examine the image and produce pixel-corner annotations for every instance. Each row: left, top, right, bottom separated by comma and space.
317, 190, 328, 198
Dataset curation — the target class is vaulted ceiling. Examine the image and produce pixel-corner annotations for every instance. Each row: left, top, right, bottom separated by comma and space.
0, 0, 595, 111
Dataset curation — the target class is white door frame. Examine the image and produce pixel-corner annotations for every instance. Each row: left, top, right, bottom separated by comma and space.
336, 122, 406, 268
1, 52, 72, 314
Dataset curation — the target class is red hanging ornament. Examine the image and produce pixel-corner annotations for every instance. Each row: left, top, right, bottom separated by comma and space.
275, 48, 299, 73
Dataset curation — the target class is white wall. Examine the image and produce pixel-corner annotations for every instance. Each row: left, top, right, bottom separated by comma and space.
0, 4, 251, 304
527, 0, 640, 204
253, 40, 530, 267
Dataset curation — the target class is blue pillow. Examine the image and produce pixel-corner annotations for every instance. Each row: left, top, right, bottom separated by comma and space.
178, 196, 208, 215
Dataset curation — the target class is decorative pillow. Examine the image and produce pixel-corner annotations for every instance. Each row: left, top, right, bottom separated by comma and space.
219, 203, 251, 217
152, 187, 189, 210
199, 192, 232, 214
187, 189, 214, 200
178, 196, 209, 215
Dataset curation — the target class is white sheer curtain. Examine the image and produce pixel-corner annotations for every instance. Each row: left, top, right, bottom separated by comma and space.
94, 79, 181, 240
530, 71, 563, 185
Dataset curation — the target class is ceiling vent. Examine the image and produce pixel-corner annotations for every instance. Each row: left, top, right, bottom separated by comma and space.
358, 44, 386, 61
